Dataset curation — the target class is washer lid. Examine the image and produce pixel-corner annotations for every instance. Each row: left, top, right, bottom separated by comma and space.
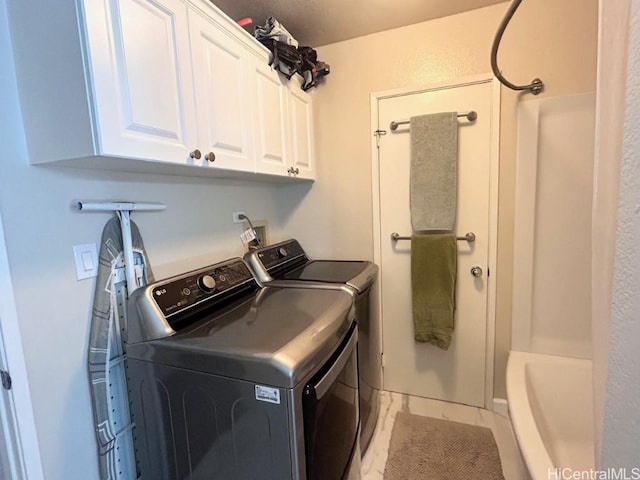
243, 239, 378, 292
127, 286, 354, 388
282, 260, 378, 293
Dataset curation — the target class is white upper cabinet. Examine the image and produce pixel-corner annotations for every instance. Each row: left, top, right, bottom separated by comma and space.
252, 59, 290, 176
188, 8, 255, 172
251, 58, 316, 180
82, 0, 199, 164
7, 0, 314, 181
288, 86, 315, 180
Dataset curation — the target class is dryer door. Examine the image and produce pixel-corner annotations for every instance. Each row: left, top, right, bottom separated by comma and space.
301, 323, 359, 480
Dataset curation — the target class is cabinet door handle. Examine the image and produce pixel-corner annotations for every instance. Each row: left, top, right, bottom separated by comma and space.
205, 152, 216, 163
287, 167, 293, 174
294, 168, 300, 175
189, 149, 201, 160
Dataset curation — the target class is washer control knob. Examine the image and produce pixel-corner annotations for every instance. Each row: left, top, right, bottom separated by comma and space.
277, 247, 288, 258
197, 274, 217, 293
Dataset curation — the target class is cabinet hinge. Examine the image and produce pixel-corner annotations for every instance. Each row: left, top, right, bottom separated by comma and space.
1, 370, 12, 390
381, 352, 385, 368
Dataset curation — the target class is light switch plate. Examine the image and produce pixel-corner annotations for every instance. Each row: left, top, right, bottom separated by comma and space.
73, 243, 98, 280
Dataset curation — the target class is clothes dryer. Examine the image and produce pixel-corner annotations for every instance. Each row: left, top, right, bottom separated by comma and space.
126, 258, 361, 480
244, 240, 380, 454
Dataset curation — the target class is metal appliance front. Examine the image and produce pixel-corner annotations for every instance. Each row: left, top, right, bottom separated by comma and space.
126, 258, 360, 480
244, 240, 380, 455
301, 322, 359, 480
127, 322, 359, 480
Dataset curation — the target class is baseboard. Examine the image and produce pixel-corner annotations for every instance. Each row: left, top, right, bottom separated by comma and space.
492, 398, 509, 418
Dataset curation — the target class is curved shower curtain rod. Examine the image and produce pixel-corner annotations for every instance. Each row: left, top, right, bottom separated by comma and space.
491, 0, 544, 95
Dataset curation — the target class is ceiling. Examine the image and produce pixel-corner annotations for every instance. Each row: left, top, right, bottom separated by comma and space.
211, 0, 507, 47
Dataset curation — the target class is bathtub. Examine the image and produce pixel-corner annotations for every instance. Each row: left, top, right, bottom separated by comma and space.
506, 351, 594, 480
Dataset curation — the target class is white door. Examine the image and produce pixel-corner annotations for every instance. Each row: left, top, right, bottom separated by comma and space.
0, 211, 42, 480
375, 79, 498, 407
252, 60, 290, 176
288, 87, 315, 179
82, 0, 199, 163
0, 324, 25, 480
188, 9, 255, 172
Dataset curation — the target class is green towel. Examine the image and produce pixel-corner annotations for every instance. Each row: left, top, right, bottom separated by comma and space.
411, 233, 457, 350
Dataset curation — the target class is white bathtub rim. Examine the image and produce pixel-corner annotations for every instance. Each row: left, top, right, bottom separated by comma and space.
507, 350, 557, 480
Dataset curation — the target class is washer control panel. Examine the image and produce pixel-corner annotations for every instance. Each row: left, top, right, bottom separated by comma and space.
256, 240, 306, 270
152, 260, 255, 318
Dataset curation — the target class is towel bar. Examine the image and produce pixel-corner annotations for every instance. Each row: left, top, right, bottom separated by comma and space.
390, 232, 476, 243
390, 111, 477, 131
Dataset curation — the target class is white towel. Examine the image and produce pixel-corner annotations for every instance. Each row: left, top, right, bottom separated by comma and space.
410, 112, 458, 231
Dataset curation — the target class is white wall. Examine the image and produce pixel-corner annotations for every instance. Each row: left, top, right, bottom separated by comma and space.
600, 0, 640, 468
592, 0, 631, 466
0, 2, 314, 478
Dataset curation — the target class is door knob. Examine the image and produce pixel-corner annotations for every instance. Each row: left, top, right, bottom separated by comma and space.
470, 266, 483, 277
205, 152, 216, 162
189, 149, 201, 159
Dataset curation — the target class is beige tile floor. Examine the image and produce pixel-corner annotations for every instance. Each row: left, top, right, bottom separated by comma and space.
361, 391, 530, 480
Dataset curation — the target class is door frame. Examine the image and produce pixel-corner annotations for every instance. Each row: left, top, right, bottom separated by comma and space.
0, 210, 44, 480
370, 74, 501, 410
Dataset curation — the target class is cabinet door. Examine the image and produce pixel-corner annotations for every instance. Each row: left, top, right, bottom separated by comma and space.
188, 10, 255, 173
252, 61, 290, 176
288, 87, 315, 180
82, 0, 199, 163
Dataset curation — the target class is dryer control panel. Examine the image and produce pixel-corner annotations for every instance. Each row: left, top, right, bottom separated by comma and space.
152, 260, 255, 318
127, 258, 258, 343
254, 239, 307, 271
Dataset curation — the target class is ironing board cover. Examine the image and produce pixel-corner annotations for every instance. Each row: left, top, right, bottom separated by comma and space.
87, 217, 153, 479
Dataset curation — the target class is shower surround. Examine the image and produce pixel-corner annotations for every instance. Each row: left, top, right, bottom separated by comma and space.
508, 93, 596, 479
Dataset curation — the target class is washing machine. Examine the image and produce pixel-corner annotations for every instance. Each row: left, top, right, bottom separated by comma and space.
126, 257, 361, 480
244, 239, 381, 454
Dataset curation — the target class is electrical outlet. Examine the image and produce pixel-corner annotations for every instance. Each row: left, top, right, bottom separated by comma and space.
232, 211, 246, 224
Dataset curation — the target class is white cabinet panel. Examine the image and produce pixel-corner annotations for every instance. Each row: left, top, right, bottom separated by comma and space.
83, 0, 198, 162
118, 0, 182, 135
288, 87, 315, 179
253, 63, 289, 176
188, 10, 254, 172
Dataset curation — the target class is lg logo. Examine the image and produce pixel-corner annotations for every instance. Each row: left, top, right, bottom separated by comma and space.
155, 288, 167, 296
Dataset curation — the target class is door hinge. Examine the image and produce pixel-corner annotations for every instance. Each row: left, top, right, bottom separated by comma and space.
381, 352, 385, 368
373, 129, 387, 148
1, 370, 12, 390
